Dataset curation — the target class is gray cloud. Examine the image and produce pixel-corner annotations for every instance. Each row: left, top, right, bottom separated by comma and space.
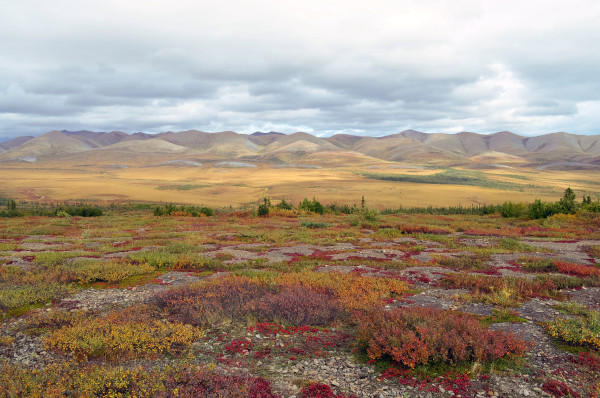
1, 0, 599, 138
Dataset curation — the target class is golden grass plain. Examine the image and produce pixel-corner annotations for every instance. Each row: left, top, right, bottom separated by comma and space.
1, 162, 598, 208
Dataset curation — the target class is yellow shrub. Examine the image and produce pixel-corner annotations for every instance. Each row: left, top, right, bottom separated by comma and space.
44, 306, 203, 361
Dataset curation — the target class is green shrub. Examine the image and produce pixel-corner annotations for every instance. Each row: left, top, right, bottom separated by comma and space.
438, 255, 486, 270
300, 220, 330, 228
500, 201, 527, 218
258, 204, 270, 217
276, 198, 294, 210
55, 205, 103, 217
529, 199, 557, 219
153, 204, 214, 217
0, 284, 69, 313
299, 197, 324, 214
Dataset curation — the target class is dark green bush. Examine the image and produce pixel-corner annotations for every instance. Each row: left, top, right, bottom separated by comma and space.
299, 197, 324, 214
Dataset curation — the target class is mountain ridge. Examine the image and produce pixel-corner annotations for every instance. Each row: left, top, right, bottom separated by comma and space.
1, 129, 599, 168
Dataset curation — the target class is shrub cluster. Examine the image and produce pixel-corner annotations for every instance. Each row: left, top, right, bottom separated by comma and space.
55, 205, 103, 217
275, 271, 408, 311
300, 383, 358, 398
156, 277, 343, 326
437, 255, 486, 270
541, 379, 580, 398
518, 258, 600, 277
501, 187, 600, 219
441, 272, 561, 305
153, 204, 214, 217
0, 283, 69, 315
545, 310, 600, 351
154, 277, 271, 326
255, 285, 341, 326
44, 306, 203, 361
0, 362, 279, 398
357, 307, 530, 368
298, 197, 324, 214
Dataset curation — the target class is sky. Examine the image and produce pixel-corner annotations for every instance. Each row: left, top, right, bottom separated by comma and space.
1, 0, 599, 140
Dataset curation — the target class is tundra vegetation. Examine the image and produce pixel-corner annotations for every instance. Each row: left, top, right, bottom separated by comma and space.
0, 193, 599, 397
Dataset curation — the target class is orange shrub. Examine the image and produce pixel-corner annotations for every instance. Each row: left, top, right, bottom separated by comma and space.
275, 271, 409, 311
154, 276, 271, 325
554, 261, 600, 277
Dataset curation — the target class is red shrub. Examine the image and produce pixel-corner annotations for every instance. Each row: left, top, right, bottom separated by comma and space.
300, 383, 358, 398
400, 225, 452, 235
160, 367, 280, 398
357, 307, 530, 368
571, 351, 600, 371
381, 368, 473, 395
542, 379, 580, 397
225, 339, 254, 354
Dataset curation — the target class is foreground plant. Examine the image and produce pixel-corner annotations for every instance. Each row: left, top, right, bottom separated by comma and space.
441, 272, 562, 306
44, 306, 203, 361
546, 310, 600, 351
357, 306, 530, 369
0, 361, 279, 398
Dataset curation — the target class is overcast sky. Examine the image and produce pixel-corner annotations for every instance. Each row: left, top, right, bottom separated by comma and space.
1, 0, 599, 139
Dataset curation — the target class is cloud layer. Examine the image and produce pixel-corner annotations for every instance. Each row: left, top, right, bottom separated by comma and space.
1, 0, 599, 139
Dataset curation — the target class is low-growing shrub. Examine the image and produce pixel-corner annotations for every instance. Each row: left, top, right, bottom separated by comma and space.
572, 351, 600, 371
0, 335, 14, 346
554, 261, 600, 277
480, 308, 527, 325
154, 204, 214, 217
498, 238, 538, 252
300, 220, 330, 229
155, 277, 273, 325
19, 310, 83, 335
542, 378, 580, 397
55, 205, 103, 217
438, 255, 486, 270
540, 274, 600, 290
300, 383, 358, 398
275, 271, 409, 311
545, 310, 600, 351
0, 362, 279, 398
51, 259, 155, 284
0, 283, 69, 314
441, 272, 561, 305
357, 307, 530, 368
130, 250, 222, 270
518, 257, 557, 272
156, 277, 345, 326
255, 285, 342, 326
399, 225, 452, 235
44, 306, 203, 361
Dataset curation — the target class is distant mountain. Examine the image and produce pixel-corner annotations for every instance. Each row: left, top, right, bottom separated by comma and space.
1, 129, 599, 168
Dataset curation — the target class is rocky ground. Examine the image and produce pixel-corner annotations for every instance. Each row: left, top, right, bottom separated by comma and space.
1, 228, 599, 397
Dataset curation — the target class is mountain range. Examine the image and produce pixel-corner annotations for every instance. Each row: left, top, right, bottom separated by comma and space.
1, 129, 600, 168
